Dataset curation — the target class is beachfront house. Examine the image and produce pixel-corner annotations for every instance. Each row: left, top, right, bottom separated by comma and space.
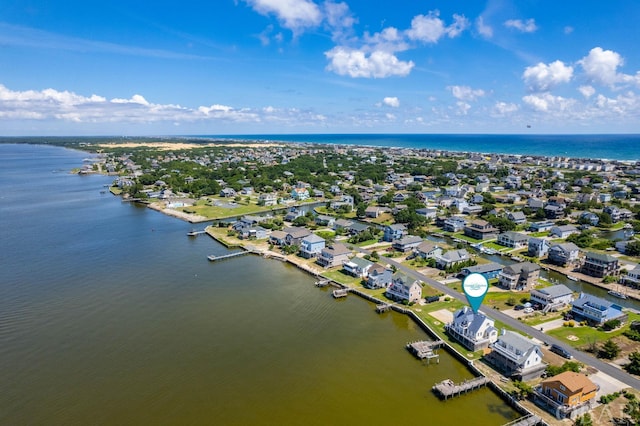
485, 330, 546, 381
299, 234, 326, 259
530, 284, 574, 312
460, 262, 503, 280
581, 251, 620, 278
570, 293, 626, 326
385, 272, 421, 304
392, 235, 423, 252
464, 219, 499, 240
365, 264, 393, 289
316, 243, 351, 268
343, 257, 374, 278
527, 238, 550, 258
534, 372, 598, 420
497, 231, 529, 249
497, 262, 541, 291
445, 306, 498, 351
548, 243, 580, 266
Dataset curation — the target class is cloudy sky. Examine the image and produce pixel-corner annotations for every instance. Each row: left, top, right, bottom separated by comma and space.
1, 0, 640, 135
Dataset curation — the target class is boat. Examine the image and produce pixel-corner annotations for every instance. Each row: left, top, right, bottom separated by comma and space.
567, 275, 579, 281
608, 290, 628, 299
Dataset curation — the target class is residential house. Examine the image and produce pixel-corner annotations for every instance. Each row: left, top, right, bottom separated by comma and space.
460, 262, 504, 280
258, 193, 278, 206
415, 241, 442, 259
485, 330, 546, 380
283, 226, 312, 246
529, 220, 554, 232
497, 262, 541, 290
579, 212, 599, 226
364, 206, 387, 218
299, 234, 326, 259
570, 293, 626, 326
603, 205, 621, 222
415, 207, 438, 220
333, 218, 353, 232
550, 225, 579, 239
316, 243, 352, 268
392, 235, 423, 252
462, 204, 483, 215
581, 251, 619, 278
343, 257, 374, 278
365, 264, 393, 289
528, 237, 550, 258
269, 230, 287, 246
220, 188, 236, 198
238, 225, 269, 240
548, 243, 580, 266
464, 219, 499, 240
530, 284, 574, 312
314, 214, 335, 227
622, 264, 640, 288
383, 224, 407, 242
507, 211, 527, 225
346, 222, 370, 236
284, 208, 305, 222
385, 272, 422, 303
544, 204, 565, 220
290, 187, 310, 200
534, 372, 598, 420
445, 306, 498, 351
527, 198, 545, 210
436, 249, 471, 270
443, 217, 466, 233
497, 231, 529, 249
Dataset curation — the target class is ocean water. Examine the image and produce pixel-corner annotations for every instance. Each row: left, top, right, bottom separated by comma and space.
196, 133, 640, 161
0, 143, 518, 425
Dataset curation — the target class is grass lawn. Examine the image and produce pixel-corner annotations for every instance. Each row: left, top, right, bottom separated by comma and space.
452, 233, 482, 243
184, 202, 273, 219
321, 269, 363, 287
547, 312, 640, 348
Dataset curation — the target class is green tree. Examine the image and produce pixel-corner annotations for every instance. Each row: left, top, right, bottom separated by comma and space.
573, 413, 592, 426
625, 351, 640, 375
624, 398, 640, 425
599, 339, 620, 360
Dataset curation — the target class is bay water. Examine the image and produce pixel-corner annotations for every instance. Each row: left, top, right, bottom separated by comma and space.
0, 143, 518, 425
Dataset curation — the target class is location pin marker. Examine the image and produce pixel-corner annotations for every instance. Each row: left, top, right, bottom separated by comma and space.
462, 273, 489, 313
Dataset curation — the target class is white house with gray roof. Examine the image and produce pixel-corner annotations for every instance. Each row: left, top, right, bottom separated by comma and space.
435, 249, 471, 270
486, 330, 546, 380
445, 306, 498, 351
343, 257, 374, 278
530, 284, 574, 312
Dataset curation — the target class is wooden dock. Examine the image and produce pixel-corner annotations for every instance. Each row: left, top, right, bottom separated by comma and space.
432, 376, 490, 400
207, 251, 249, 261
187, 230, 206, 236
332, 288, 349, 298
406, 340, 444, 364
315, 279, 331, 287
501, 414, 542, 426
376, 303, 392, 313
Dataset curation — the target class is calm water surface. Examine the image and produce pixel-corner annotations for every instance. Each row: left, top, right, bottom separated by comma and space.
0, 144, 517, 425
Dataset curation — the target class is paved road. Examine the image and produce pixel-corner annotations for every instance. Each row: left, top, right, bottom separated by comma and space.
353, 246, 640, 390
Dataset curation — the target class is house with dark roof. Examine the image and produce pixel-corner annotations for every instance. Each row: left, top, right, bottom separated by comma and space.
548, 243, 580, 266
365, 264, 393, 289
497, 262, 541, 290
316, 243, 351, 268
534, 372, 598, 420
385, 272, 421, 303
383, 224, 407, 242
283, 226, 312, 246
445, 306, 498, 351
460, 262, 504, 280
464, 219, 499, 240
571, 293, 626, 325
485, 330, 546, 381
581, 251, 619, 278
528, 220, 554, 232
392, 235, 423, 252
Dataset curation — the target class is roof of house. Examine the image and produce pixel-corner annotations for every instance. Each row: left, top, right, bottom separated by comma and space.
416, 241, 439, 253
322, 243, 351, 256
440, 249, 470, 262
451, 306, 494, 336
536, 284, 573, 298
500, 231, 529, 241
584, 251, 618, 262
542, 371, 597, 395
395, 235, 423, 245
464, 262, 503, 274
550, 242, 580, 252
493, 330, 539, 364
302, 233, 325, 244
345, 256, 374, 268
284, 226, 311, 239
503, 262, 540, 275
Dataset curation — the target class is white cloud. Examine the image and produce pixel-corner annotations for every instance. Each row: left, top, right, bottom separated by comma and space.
504, 18, 537, 33
578, 47, 640, 88
362, 27, 409, 53
492, 102, 518, 115
244, 0, 322, 33
324, 46, 414, 78
448, 85, 485, 101
455, 101, 471, 115
382, 97, 400, 107
475, 16, 493, 38
522, 93, 575, 112
323, 0, 357, 41
523, 60, 573, 92
405, 10, 468, 43
578, 85, 596, 98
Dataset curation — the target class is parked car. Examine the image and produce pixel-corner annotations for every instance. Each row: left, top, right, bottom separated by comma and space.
514, 305, 524, 311
550, 344, 573, 359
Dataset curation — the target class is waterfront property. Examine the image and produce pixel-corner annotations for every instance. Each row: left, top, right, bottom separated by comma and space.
385, 272, 421, 304
527, 237, 550, 258
581, 251, 620, 278
570, 293, 626, 326
622, 264, 640, 288
534, 371, 598, 420
365, 264, 393, 289
530, 284, 574, 312
547, 243, 580, 266
549, 225, 579, 239
442, 216, 466, 233
460, 262, 503, 280
435, 249, 471, 270
497, 262, 541, 291
316, 243, 351, 268
299, 234, 326, 259
485, 330, 546, 381
414, 241, 442, 259
342, 256, 374, 278
383, 224, 407, 242
464, 219, 499, 241
445, 306, 498, 351
497, 231, 529, 249
284, 226, 312, 246
392, 235, 423, 252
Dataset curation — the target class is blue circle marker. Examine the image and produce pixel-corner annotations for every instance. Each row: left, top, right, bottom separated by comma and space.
462, 273, 489, 313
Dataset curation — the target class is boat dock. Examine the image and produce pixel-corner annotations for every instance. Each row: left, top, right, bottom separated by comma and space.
332, 288, 349, 298
501, 414, 543, 426
207, 251, 249, 261
315, 279, 331, 287
406, 340, 444, 363
187, 230, 206, 236
432, 376, 490, 400
375, 303, 393, 313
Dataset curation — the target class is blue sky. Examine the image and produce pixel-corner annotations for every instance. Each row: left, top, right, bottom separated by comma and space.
1, 0, 640, 135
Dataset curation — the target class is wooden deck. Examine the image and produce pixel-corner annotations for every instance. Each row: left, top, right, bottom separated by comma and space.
375, 303, 392, 313
432, 376, 490, 400
315, 279, 331, 287
501, 414, 543, 426
207, 251, 249, 261
332, 288, 349, 298
406, 340, 443, 364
